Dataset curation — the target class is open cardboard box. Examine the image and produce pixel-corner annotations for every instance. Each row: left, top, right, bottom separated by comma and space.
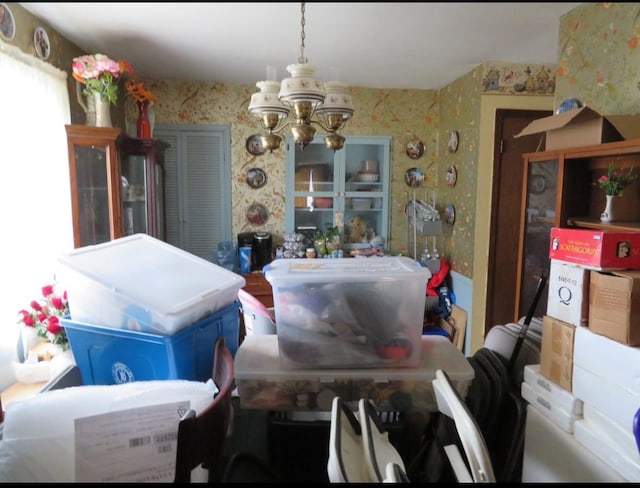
514, 106, 640, 150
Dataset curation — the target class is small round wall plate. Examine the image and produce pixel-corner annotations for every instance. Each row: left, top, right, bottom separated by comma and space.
33, 26, 50, 60
0, 3, 16, 41
404, 167, 424, 187
246, 167, 267, 189
447, 131, 459, 153
405, 138, 425, 159
446, 165, 457, 187
246, 134, 265, 156
445, 204, 456, 225
246, 202, 269, 226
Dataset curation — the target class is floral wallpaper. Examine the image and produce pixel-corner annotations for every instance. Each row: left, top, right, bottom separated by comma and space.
138, 81, 441, 260
555, 2, 640, 115
7, 2, 636, 282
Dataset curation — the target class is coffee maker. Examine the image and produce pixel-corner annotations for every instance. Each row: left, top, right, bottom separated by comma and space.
252, 232, 273, 271
237, 231, 273, 272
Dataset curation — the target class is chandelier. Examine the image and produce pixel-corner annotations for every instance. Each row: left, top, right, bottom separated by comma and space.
248, 2, 354, 152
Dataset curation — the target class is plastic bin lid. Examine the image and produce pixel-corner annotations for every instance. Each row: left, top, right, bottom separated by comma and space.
56, 234, 246, 315
235, 335, 474, 382
263, 256, 431, 284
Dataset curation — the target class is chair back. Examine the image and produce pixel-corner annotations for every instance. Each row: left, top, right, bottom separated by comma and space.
174, 336, 235, 482
432, 368, 495, 483
237, 288, 276, 335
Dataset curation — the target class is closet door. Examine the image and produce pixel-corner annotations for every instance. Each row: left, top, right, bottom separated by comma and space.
155, 124, 232, 260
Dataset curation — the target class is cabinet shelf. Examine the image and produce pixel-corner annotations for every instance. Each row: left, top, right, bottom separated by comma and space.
567, 218, 640, 232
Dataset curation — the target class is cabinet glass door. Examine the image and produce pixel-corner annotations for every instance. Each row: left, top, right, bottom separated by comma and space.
285, 135, 390, 252
342, 138, 389, 250
518, 158, 558, 318
288, 140, 337, 248
120, 153, 149, 236
73, 145, 112, 247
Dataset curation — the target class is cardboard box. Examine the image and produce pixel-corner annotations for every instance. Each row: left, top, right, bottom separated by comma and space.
514, 106, 640, 151
589, 270, 640, 345
546, 259, 590, 327
540, 316, 575, 391
574, 325, 640, 398
549, 227, 640, 270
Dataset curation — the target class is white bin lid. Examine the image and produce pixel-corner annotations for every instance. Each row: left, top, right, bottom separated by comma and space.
264, 256, 431, 285
57, 234, 245, 315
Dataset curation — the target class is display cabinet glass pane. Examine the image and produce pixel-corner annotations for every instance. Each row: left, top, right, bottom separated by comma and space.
519, 158, 558, 318
75, 146, 110, 247
121, 154, 149, 236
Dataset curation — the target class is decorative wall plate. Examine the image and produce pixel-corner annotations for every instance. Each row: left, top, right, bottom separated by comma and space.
404, 167, 424, 187
33, 26, 50, 60
447, 131, 459, 153
446, 165, 457, 187
246, 202, 269, 226
405, 138, 425, 159
0, 3, 16, 41
246, 167, 267, 189
445, 204, 456, 225
246, 134, 265, 156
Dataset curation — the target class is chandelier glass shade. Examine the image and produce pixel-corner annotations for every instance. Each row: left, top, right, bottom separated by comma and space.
247, 3, 354, 152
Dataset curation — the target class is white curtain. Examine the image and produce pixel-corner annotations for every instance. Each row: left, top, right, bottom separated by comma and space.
0, 40, 72, 388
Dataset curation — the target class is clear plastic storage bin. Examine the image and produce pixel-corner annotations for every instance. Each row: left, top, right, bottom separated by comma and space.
56, 234, 245, 335
264, 256, 431, 369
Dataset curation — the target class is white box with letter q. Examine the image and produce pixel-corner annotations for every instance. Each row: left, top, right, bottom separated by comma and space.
546, 259, 589, 327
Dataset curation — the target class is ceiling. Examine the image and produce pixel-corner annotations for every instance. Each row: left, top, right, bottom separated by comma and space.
20, 2, 582, 91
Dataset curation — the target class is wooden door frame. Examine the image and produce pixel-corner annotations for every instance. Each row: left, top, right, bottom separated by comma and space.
485, 108, 551, 337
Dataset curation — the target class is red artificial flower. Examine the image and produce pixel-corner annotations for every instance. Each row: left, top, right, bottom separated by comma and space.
42, 284, 54, 297
17, 284, 70, 350
47, 316, 63, 335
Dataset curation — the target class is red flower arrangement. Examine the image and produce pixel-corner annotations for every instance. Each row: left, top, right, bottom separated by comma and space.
17, 284, 70, 350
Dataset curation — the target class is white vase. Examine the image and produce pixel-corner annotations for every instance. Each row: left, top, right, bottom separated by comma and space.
600, 194, 615, 223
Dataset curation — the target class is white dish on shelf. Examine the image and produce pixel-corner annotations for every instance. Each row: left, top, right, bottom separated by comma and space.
352, 198, 372, 210
358, 172, 379, 182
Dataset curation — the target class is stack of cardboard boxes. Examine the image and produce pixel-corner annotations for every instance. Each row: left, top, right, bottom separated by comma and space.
523, 227, 640, 481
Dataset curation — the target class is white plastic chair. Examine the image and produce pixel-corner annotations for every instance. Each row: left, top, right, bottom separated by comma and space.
327, 396, 372, 483
432, 368, 496, 483
359, 398, 406, 482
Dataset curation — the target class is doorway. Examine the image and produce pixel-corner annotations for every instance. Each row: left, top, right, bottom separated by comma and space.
484, 109, 551, 336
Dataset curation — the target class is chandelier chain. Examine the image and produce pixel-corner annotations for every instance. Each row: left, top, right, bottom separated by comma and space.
298, 2, 307, 64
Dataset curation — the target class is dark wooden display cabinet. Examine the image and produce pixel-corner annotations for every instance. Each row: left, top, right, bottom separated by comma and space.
514, 139, 640, 322
65, 125, 169, 248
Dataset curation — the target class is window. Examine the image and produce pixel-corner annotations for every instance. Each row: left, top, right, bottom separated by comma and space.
0, 42, 72, 389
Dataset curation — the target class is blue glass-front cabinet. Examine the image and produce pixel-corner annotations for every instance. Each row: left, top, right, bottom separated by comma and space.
285, 135, 391, 252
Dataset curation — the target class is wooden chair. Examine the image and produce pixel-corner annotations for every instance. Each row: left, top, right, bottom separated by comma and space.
173, 336, 235, 482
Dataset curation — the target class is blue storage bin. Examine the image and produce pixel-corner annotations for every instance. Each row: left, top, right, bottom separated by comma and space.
62, 301, 240, 385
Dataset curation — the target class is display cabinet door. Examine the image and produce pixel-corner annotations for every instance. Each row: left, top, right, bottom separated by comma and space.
517, 157, 558, 318
120, 153, 149, 236
66, 125, 123, 249
73, 145, 114, 247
